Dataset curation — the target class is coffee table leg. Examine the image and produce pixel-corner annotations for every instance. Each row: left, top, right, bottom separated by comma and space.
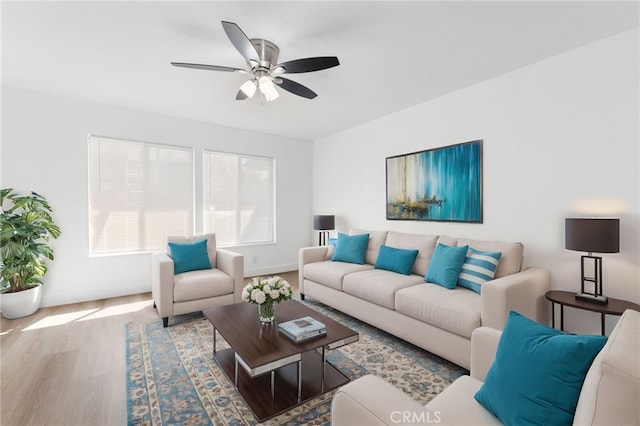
297, 360, 302, 403
234, 357, 238, 387
213, 327, 217, 354
271, 371, 275, 400
321, 346, 326, 392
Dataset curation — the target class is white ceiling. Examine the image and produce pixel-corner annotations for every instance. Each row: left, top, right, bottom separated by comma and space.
2, 1, 638, 141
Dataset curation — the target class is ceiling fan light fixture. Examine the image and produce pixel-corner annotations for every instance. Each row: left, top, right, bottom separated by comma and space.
258, 75, 276, 95
239, 79, 257, 98
271, 66, 286, 76
264, 88, 279, 102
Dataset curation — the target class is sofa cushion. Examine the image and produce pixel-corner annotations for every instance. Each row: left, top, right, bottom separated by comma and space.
385, 231, 438, 276
574, 309, 640, 425
343, 269, 425, 310
425, 243, 468, 289
173, 268, 234, 302
350, 229, 388, 265
395, 283, 481, 338
474, 311, 607, 426
304, 260, 373, 291
456, 238, 523, 278
426, 376, 502, 426
375, 245, 419, 275
168, 239, 212, 274
333, 232, 369, 264
457, 247, 502, 293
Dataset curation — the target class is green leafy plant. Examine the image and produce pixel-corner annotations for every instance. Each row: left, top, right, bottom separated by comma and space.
0, 188, 61, 293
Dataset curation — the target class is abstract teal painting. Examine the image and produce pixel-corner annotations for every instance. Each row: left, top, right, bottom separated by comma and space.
386, 140, 483, 222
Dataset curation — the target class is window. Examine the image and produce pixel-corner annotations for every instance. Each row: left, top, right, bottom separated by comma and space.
88, 136, 194, 255
203, 151, 274, 245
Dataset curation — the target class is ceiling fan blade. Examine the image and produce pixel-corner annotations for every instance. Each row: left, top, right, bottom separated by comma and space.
221, 21, 259, 62
236, 89, 249, 100
276, 77, 317, 99
277, 56, 340, 74
171, 62, 243, 72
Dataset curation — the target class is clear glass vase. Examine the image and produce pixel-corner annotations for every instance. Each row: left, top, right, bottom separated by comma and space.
258, 301, 275, 323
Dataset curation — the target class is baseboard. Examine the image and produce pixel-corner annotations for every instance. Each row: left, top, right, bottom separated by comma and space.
41, 285, 150, 308
244, 263, 297, 278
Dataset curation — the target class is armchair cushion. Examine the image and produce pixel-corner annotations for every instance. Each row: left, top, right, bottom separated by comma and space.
474, 311, 607, 426
168, 239, 212, 274
173, 268, 234, 302
167, 234, 217, 268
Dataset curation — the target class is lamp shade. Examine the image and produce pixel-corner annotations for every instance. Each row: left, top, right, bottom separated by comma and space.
313, 215, 335, 231
565, 218, 620, 253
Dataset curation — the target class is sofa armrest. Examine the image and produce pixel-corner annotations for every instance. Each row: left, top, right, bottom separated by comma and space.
298, 246, 331, 295
470, 327, 502, 382
151, 252, 175, 318
332, 375, 444, 426
216, 249, 245, 303
481, 267, 550, 330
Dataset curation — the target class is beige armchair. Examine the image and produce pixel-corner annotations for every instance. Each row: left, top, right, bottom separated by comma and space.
151, 233, 244, 327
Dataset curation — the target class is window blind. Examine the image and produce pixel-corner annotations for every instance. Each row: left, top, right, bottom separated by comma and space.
203, 150, 274, 245
88, 136, 194, 255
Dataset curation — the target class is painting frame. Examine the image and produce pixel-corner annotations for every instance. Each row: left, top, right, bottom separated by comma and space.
386, 140, 483, 223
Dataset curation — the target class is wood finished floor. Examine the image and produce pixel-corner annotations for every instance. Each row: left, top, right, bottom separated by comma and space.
0, 271, 299, 426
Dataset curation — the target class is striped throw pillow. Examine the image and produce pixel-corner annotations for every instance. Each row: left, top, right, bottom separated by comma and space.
458, 247, 502, 293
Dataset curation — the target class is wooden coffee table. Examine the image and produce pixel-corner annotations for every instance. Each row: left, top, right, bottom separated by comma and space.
203, 300, 359, 422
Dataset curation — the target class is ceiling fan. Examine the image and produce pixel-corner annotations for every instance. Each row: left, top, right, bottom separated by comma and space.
171, 21, 340, 102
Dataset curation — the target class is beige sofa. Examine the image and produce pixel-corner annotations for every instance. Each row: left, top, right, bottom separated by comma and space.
332, 309, 640, 425
299, 230, 550, 369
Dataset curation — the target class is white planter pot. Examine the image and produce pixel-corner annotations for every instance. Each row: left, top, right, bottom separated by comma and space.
1, 285, 42, 319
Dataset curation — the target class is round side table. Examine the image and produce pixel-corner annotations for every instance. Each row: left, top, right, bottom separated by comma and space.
545, 290, 640, 335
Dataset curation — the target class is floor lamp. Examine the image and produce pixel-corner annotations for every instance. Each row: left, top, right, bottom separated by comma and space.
565, 218, 620, 304
313, 215, 335, 246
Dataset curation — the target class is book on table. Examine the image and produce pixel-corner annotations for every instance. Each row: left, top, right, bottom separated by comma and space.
278, 316, 327, 342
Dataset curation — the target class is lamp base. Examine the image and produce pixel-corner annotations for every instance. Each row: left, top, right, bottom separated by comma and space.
575, 293, 608, 304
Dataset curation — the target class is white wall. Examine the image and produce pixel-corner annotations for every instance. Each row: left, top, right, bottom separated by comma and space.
1, 88, 313, 307
313, 28, 639, 335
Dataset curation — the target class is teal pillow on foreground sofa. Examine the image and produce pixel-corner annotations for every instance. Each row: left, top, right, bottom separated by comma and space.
474, 311, 607, 426
375, 245, 419, 275
168, 239, 212, 274
332, 232, 369, 264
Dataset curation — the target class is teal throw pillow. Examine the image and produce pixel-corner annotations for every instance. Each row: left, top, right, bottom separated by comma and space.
474, 311, 607, 426
168, 239, 213, 274
457, 247, 502, 293
375, 245, 419, 275
332, 232, 369, 265
425, 243, 468, 289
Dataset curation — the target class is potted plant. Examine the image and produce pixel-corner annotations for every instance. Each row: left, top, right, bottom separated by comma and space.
0, 188, 61, 319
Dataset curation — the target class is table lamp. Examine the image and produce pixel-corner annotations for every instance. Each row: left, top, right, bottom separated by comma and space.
565, 218, 619, 304
313, 215, 335, 246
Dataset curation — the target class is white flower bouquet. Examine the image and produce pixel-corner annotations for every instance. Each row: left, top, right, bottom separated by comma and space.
242, 276, 293, 323
242, 275, 293, 305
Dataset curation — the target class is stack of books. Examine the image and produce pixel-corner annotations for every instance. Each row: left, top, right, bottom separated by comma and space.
278, 316, 327, 342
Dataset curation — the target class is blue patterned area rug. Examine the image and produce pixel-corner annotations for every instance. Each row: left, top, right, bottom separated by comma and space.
126, 300, 467, 425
